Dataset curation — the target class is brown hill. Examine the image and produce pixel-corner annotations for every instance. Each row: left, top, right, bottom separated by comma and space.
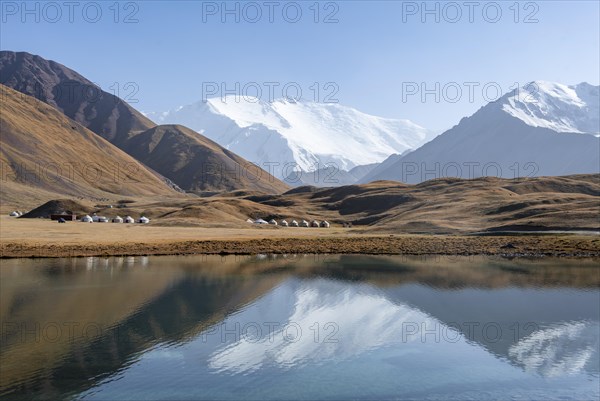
61, 174, 599, 234
0, 84, 182, 205
0, 51, 289, 194
20, 199, 92, 218
123, 124, 289, 193
0, 51, 153, 145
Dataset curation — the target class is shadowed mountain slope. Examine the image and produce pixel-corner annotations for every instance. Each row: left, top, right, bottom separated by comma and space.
0, 84, 181, 204
0, 51, 289, 194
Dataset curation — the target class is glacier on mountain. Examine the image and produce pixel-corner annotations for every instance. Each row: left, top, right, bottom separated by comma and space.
145, 97, 433, 180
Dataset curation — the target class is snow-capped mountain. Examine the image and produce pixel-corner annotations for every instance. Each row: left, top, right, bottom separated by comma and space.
361, 81, 600, 184
145, 97, 433, 181
502, 81, 599, 134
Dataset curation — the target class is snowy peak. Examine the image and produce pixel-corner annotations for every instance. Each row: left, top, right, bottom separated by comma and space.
360, 80, 600, 184
205, 96, 293, 129
147, 97, 433, 180
205, 96, 431, 158
501, 81, 599, 134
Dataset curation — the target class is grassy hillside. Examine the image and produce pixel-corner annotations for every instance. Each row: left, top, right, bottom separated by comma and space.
0, 51, 289, 194
0, 84, 182, 206
124, 124, 289, 193
14, 174, 594, 234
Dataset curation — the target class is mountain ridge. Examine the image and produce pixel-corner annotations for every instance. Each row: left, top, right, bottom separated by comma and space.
0, 50, 154, 145
361, 81, 600, 184
0, 51, 289, 194
0, 84, 183, 205
145, 96, 434, 180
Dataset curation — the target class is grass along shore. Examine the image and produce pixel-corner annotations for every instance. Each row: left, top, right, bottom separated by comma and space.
1, 217, 598, 258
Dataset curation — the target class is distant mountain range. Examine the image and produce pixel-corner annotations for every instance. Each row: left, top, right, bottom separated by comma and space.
147, 81, 599, 187
0, 51, 289, 195
144, 97, 434, 182
361, 81, 600, 184
0, 50, 598, 201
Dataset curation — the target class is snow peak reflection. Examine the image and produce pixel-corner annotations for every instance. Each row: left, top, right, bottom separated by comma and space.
200, 321, 339, 344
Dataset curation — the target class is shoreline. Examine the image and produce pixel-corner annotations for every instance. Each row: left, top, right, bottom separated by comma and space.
2, 235, 599, 259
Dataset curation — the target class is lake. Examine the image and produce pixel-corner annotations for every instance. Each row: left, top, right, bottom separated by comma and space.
1, 255, 598, 400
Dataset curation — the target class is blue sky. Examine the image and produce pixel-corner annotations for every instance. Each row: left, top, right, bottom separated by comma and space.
1, 0, 599, 131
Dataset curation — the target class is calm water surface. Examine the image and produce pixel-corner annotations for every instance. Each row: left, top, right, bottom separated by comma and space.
1, 255, 599, 400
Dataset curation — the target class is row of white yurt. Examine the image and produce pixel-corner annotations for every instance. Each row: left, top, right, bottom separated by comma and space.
247, 217, 330, 228
80, 215, 146, 223
288, 219, 330, 228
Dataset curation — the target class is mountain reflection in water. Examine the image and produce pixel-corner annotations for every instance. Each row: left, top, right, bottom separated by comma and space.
1, 255, 598, 401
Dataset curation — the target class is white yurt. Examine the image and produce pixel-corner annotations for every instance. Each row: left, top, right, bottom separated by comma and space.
9, 211, 18, 217
291, 220, 299, 227
139, 216, 150, 224
81, 215, 93, 223
310, 220, 320, 228
124, 216, 135, 223
269, 219, 278, 225
280, 220, 289, 227
320, 220, 330, 228
254, 219, 268, 225
112, 216, 124, 223
97, 217, 109, 223
301, 220, 309, 227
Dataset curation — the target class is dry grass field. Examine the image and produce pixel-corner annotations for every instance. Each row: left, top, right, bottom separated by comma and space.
1, 216, 598, 258
1, 173, 599, 258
